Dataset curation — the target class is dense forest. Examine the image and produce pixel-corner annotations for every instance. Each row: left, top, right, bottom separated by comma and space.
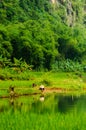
0, 0, 86, 71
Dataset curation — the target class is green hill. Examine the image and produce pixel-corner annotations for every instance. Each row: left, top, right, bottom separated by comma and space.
0, 0, 86, 70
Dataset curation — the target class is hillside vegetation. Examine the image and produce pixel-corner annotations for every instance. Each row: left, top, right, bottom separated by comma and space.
0, 0, 86, 71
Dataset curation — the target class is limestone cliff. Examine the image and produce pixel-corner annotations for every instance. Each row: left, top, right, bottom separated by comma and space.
0, 0, 85, 27
51, 0, 86, 27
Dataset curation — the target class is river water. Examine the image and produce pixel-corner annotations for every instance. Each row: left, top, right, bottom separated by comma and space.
0, 93, 86, 114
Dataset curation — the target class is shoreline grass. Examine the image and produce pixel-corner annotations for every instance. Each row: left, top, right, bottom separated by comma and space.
0, 110, 86, 130
0, 70, 86, 96
0, 71, 85, 88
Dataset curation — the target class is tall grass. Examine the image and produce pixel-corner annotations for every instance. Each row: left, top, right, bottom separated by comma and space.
0, 93, 86, 130
0, 110, 86, 130
0, 70, 85, 90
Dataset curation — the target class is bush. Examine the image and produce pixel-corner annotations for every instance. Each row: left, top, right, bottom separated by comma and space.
52, 59, 84, 72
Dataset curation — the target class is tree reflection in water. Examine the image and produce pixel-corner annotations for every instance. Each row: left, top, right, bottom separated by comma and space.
0, 94, 86, 114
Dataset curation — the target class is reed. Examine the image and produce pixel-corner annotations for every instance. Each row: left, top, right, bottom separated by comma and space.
0, 110, 86, 130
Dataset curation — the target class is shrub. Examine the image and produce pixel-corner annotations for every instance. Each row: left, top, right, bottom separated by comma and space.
52, 59, 84, 72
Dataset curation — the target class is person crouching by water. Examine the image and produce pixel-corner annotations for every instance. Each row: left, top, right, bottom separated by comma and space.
9, 86, 15, 97
39, 85, 45, 92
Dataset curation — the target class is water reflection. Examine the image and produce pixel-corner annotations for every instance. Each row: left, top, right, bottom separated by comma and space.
57, 95, 78, 113
39, 95, 45, 102
0, 94, 86, 114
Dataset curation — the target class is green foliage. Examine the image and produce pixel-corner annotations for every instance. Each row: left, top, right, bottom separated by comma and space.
1, 94, 86, 130
0, 0, 86, 70
0, 55, 12, 68
13, 58, 32, 71
52, 59, 84, 72
0, 24, 13, 58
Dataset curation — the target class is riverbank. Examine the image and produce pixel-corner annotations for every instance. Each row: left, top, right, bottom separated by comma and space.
0, 71, 86, 96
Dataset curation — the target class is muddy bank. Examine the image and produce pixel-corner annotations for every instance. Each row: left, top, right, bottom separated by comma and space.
0, 87, 86, 99
42, 87, 86, 94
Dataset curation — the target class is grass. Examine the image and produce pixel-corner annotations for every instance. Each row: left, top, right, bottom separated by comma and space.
0, 91, 86, 130
0, 70, 86, 96
0, 69, 86, 130
0, 110, 86, 130
0, 71, 85, 88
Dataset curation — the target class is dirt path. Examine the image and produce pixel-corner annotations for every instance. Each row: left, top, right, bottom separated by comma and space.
42, 87, 84, 94
0, 87, 86, 99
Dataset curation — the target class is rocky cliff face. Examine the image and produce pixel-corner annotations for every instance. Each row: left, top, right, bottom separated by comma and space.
51, 0, 86, 27
0, 0, 85, 27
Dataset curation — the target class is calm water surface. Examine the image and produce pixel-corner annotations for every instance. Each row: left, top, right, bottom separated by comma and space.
0, 94, 86, 114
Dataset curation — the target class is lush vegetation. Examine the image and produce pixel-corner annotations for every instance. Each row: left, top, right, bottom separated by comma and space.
0, 0, 86, 71
0, 1, 86, 130
0, 109, 86, 130
0, 94, 86, 130
0, 71, 86, 93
